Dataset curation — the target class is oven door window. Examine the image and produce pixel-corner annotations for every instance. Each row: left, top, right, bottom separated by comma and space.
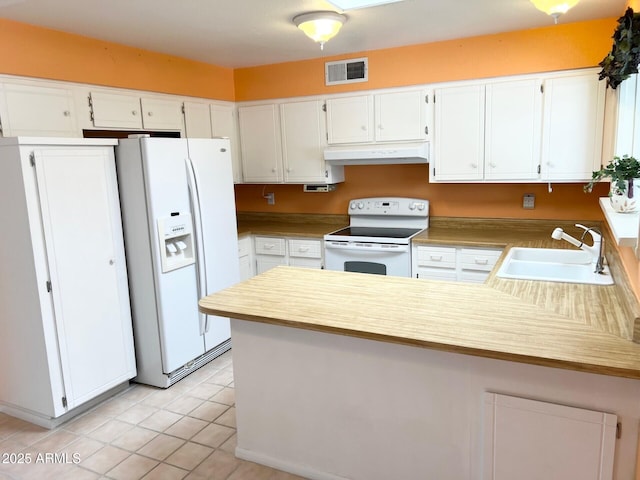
344, 261, 386, 275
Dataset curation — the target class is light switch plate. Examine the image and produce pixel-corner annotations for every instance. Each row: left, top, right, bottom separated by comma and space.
523, 194, 535, 209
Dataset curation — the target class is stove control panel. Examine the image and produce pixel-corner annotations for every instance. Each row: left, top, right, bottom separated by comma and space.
348, 197, 429, 216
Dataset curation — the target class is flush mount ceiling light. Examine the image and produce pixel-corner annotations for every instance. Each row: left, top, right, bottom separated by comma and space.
530, 0, 580, 24
293, 11, 347, 50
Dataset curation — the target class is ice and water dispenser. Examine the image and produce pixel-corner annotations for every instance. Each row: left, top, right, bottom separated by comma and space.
157, 213, 196, 273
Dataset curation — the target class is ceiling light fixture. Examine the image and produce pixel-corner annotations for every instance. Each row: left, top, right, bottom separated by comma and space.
530, 0, 580, 24
293, 11, 347, 50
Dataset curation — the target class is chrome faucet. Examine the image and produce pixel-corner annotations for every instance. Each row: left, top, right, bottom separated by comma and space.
551, 224, 605, 274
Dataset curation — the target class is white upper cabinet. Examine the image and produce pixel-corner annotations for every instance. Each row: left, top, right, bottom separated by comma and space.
210, 103, 242, 183
433, 80, 542, 182
433, 84, 485, 181
326, 90, 428, 145
326, 95, 374, 144
374, 90, 427, 142
90, 91, 143, 129
540, 72, 605, 181
183, 101, 213, 138
614, 73, 640, 158
281, 100, 329, 183
432, 69, 605, 183
139, 97, 184, 131
484, 79, 542, 181
89, 91, 183, 132
0, 83, 79, 137
239, 104, 282, 183
239, 100, 344, 184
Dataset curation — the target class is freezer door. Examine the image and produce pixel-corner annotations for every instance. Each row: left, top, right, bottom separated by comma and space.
139, 138, 206, 372
187, 138, 239, 350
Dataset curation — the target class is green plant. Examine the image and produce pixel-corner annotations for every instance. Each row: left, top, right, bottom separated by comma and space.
598, 7, 640, 89
584, 155, 640, 196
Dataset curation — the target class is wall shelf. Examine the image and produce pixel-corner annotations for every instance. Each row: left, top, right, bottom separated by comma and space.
599, 197, 639, 248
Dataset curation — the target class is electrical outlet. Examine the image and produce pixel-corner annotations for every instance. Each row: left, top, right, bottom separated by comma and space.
265, 192, 275, 205
523, 193, 535, 209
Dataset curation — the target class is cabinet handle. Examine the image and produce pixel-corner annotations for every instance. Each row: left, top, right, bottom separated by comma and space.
361, 125, 367, 131
474, 258, 488, 265
489, 162, 496, 168
470, 163, 478, 169
430, 255, 442, 261
264, 244, 275, 249
132, 110, 138, 116
109, 259, 115, 265
271, 168, 277, 173
147, 111, 153, 116
378, 124, 383, 130
63, 110, 71, 117
298, 247, 309, 252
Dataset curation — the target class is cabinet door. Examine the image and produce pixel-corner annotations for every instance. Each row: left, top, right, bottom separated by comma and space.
484, 393, 616, 480
211, 103, 242, 184
280, 100, 328, 183
140, 97, 184, 131
0, 83, 78, 137
33, 146, 135, 410
540, 73, 605, 181
183, 101, 213, 138
90, 91, 142, 129
433, 85, 485, 181
326, 95, 374, 144
485, 80, 542, 181
239, 104, 282, 182
375, 90, 426, 142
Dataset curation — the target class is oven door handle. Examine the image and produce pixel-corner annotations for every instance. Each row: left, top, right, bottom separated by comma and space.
324, 241, 410, 253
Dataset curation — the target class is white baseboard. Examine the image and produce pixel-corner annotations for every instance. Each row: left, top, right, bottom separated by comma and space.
235, 446, 350, 480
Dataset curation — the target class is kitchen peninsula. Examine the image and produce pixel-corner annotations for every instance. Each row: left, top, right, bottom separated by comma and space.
200, 218, 640, 479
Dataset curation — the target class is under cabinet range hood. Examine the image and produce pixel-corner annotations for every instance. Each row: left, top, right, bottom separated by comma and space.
324, 142, 429, 165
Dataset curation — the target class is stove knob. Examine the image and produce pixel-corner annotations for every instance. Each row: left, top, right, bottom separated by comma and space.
358, 202, 364, 209
409, 203, 416, 210
350, 202, 357, 210
417, 203, 425, 211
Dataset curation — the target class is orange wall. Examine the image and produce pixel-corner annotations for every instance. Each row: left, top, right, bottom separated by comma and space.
234, 168, 610, 220
0, 18, 235, 100
234, 18, 618, 221
234, 18, 616, 101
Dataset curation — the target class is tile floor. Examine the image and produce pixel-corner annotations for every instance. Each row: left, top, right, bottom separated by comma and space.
0, 351, 303, 480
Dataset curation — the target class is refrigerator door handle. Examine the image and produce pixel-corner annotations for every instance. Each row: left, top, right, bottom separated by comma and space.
185, 157, 209, 336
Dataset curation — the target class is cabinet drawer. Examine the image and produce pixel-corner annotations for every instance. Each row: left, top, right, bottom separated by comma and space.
288, 239, 322, 259
416, 246, 456, 269
254, 236, 286, 256
238, 236, 251, 256
459, 270, 490, 283
459, 248, 502, 272
416, 267, 457, 281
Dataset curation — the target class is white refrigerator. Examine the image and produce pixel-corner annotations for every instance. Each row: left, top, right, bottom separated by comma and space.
116, 136, 239, 388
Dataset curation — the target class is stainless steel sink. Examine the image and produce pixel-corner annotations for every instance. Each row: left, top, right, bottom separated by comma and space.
496, 247, 614, 285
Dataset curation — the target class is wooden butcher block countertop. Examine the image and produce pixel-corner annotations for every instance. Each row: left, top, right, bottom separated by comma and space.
220, 214, 640, 378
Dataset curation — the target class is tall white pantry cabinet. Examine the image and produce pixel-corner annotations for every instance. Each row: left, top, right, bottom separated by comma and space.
0, 137, 136, 428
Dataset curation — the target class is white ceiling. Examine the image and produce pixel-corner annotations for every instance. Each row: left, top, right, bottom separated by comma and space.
0, 0, 626, 69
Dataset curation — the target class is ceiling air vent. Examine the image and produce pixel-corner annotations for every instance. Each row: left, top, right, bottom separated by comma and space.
325, 57, 368, 86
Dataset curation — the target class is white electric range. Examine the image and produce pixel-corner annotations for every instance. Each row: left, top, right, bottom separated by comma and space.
324, 197, 429, 277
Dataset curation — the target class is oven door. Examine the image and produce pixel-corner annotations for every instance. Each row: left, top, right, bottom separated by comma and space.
324, 241, 411, 277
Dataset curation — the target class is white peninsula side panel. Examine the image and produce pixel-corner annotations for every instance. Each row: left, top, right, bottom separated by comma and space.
230, 319, 640, 480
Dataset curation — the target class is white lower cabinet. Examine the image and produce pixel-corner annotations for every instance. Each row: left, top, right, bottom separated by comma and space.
238, 236, 254, 280
413, 244, 502, 282
0, 138, 136, 428
484, 393, 617, 480
252, 236, 323, 275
